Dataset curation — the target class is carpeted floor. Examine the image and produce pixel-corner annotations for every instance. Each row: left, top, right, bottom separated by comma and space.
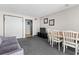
18, 36, 76, 55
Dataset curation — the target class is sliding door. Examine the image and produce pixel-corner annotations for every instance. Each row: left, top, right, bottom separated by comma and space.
4, 15, 23, 38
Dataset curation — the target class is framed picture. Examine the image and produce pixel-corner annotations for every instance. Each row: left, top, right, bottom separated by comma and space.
44, 18, 48, 24
49, 19, 55, 26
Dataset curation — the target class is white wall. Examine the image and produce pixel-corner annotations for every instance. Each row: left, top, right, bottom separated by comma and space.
40, 6, 79, 32
0, 11, 40, 38
33, 18, 40, 35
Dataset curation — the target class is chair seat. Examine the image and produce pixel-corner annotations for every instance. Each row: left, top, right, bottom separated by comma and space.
53, 39, 62, 42
65, 41, 79, 48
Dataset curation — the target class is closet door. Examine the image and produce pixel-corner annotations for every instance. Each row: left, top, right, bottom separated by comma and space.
4, 15, 23, 38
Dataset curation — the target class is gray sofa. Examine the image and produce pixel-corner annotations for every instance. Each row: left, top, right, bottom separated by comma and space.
0, 36, 24, 55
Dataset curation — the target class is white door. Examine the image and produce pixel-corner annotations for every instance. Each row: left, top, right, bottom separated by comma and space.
4, 15, 23, 38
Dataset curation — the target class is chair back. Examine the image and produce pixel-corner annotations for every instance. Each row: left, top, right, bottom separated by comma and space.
47, 29, 52, 38
63, 31, 78, 44
58, 31, 63, 38
52, 31, 60, 40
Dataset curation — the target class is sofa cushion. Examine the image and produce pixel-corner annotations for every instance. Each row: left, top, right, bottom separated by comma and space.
0, 43, 19, 54
0, 36, 22, 55
0, 36, 18, 47
0, 36, 17, 46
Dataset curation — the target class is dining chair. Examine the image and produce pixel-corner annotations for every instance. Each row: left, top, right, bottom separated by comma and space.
52, 31, 63, 51
47, 29, 52, 45
63, 31, 79, 55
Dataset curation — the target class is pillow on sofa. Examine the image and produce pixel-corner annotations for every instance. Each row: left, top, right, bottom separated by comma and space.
0, 36, 17, 45
0, 36, 4, 45
0, 38, 2, 45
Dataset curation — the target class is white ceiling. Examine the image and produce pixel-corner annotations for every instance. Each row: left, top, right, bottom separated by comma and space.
0, 4, 77, 17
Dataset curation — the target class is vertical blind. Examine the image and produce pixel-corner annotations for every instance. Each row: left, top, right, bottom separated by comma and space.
4, 15, 23, 38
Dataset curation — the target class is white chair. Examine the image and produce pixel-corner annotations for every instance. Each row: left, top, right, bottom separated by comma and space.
48, 32, 52, 45
63, 31, 79, 55
52, 31, 63, 51
47, 29, 52, 45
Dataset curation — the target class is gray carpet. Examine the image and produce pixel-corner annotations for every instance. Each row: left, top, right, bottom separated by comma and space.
18, 36, 76, 55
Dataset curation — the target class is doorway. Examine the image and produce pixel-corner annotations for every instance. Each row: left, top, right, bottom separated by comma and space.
25, 19, 33, 38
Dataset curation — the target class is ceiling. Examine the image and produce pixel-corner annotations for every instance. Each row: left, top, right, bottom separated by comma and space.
0, 4, 77, 17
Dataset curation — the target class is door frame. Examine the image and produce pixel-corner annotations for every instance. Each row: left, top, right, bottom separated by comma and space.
3, 14, 24, 38
25, 19, 33, 37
